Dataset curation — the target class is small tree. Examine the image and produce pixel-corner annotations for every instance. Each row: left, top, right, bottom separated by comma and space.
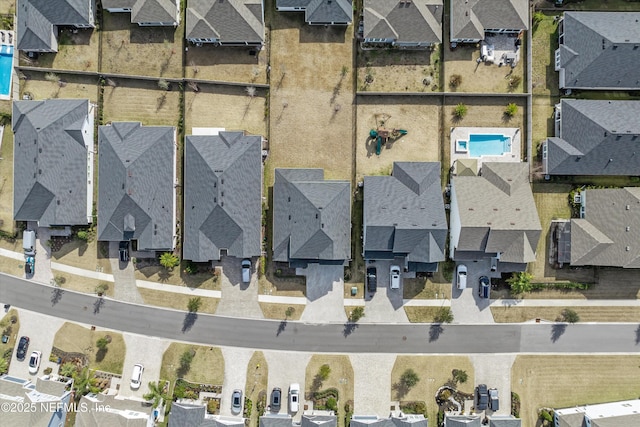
158, 79, 170, 91
187, 297, 202, 313
319, 364, 331, 381
96, 337, 109, 351
561, 308, 580, 323
452, 369, 468, 384
95, 283, 108, 295
246, 86, 257, 98
434, 307, 454, 324
449, 74, 462, 89
180, 349, 195, 372
453, 103, 468, 119
349, 306, 365, 322
505, 103, 518, 117
160, 252, 179, 269
52, 275, 66, 286
507, 272, 533, 295
60, 362, 77, 377
285, 306, 295, 318
400, 369, 420, 389
144, 381, 169, 408
76, 230, 89, 241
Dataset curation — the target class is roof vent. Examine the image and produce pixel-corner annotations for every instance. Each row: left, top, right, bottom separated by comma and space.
626, 226, 630, 232
487, 222, 492, 225
288, 215, 291, 220
432, 223, 437, 227
626, 246, 630, 251
510, 222, 516, 225
516, 208, 521, 211
493, 208, 498, 211
468, 208, 474, 211
626, 205, 630, 210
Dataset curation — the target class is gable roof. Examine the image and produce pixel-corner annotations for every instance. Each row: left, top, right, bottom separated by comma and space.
555, 399, 640, 427
364, 162, 446, 264
451, 0, 528, 41
13, 99, 93, 226
452, 162, 541, 263
351, 415, 428, 427
489, 417, 522, 427
276, 0, 353, 24
570, 188, 640, 268
98, 122, 176, 250
184, 131, 262, 262
546, 99, 640, 176
187, 0, 264, 43
76, 394, 152, 427
444, 415, 481, 427
169, 402, 246, 427
273, 169, 351, 263
134, 0, 178, 24
558, 12, 640, 89
364, 0, 442, 44
17, 0, 94, 51
0, 375, 71, 427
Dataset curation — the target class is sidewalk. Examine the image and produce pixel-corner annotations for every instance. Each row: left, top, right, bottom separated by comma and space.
492, 299, 640, 307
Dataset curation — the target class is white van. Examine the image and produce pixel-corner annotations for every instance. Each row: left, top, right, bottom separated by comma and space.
23, 230, 36, 256
456, 264, 467, 289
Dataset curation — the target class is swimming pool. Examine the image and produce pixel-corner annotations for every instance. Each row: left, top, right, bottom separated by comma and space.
468, 133, 511, 157
0, 45, 13, 98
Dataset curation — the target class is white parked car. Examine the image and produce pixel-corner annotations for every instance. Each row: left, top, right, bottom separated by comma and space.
390, 265, 401, 290
289, 383, 300, 413
456, 264, 467, 289
28, 351, 41, 374
130, 364, 144, 390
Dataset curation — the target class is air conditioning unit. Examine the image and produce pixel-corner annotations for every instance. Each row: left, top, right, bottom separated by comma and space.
444, 204, 451, 210
573, 194, 582, 204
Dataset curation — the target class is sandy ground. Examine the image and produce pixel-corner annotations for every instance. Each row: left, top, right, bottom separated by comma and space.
185, 84, 267, 137
355, 97, 442, 181
103, 80, 180, 126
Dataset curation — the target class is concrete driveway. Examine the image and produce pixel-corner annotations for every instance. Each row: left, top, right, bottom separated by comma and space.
31, 225, 53, 285
109, 242, 144, 304
350, 354, 396, 414
216, 257, 263, 319
451, 261, 495, 324
360, 260, 408, 323
300, 264, 346, 323
9, 309, 66, 379
469, 354, 515, 416
219, 347, 254, 416
118, 333, 170, 400
263, 351, 311, 419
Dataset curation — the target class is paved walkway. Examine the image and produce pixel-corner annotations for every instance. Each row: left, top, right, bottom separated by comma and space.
109, 242, 143, 304
51, 261, 115, 282
136, 280, 222, 298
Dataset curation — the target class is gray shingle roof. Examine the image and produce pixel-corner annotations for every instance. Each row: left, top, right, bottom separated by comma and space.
184, 131, 262, 262
351, 415, 427, 427
76, 394, 153, 427
98, 122, 176, 251
260, 415, 295, 427
276, 0, 353, 24
132, 0, 179, 24
169, 402, 246, 427
0, 375, 71, 427
570, 188, 640, 268
364, 0, 442, 44
557, 12, 640, 90
13, 99, 93, 227
444, 415, 481, 427
302, 415, 337, 427
186, 0, 264, 44
489, 418, 522, 427
17, 0, 94, 52
451, 162, 541, 263
450, 0, 528, 41
273, 169, 351, 263
364, 162, 446, 265
546, 99, 640, 176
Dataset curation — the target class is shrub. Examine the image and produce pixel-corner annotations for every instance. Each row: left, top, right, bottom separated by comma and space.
505, 103, 518, 117
507, 272, 533, 295
159, 252, 179, 269
540, 409, 553, 422
319, 364, 331, 381
207, 399, 219, 414
453, 103, 468, 119
400, 369, 420, 388
400, 401, 427, 415
449, 74, 462, 89
96, 337, 109, 350
158, 79, 170, 90
76, 230, 89, 241
533, 11, 545, 27
243, 397, 252, 418
561, 308, 580, 323
184, 261, 197, 275
434, 307, 454, 323
349, 306, 365, 322
44, 367, 53, 375
326, 397, 338, 412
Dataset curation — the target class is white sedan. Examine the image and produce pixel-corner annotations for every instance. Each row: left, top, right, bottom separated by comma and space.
28, 351, 42, 375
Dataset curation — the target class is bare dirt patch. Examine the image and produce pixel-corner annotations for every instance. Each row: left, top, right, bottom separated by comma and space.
19, 72, 99, 103
357, 47, 441, 92
102, 79, 180, 126
19, 28, 99, 72
186, 44, 268, 84
267, 13, 353, 184
101, 12, 184, 78
512, 355, 640, 427
185, 84, 267, 137
355, 97, 442, 181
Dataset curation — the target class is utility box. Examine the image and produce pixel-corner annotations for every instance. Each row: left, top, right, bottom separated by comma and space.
23, 230, 36, 256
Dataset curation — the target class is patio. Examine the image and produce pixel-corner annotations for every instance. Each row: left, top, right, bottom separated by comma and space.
450, 127, 522, 169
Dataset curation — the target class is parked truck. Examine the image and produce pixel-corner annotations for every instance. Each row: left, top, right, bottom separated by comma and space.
23, 230, 36, 256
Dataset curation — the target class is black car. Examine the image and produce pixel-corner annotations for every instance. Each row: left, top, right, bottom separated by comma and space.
16, 336, 30, 361
271, 387, 282, 411
476, 384, 489, 411
119, 241, 129, 262
366, 267, 377, 293
478, 276, 490, 299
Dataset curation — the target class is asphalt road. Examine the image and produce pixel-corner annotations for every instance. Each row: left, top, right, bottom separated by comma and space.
2, 273, 639, 354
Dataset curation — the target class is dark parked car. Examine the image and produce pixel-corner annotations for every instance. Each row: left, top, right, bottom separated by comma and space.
271, 387, 282, 411
476, 384, 488, 411
119, 241, 129, 262
366, 267, 377, 293
25, 256, 35, 276
17, 336, 30, 361
478, 276, 490, 299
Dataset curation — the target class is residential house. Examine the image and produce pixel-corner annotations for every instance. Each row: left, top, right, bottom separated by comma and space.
273, 169, 351, 267
17, 0, 95, 52
449, 162, 541, 272
554, 399, 640, 427
350, 414, 428, 427
0, 374, 73, 426
543, 99, 640, 176
276, 0, 353, 25
363, 162, 446, 272
183, 131, 262, 263
561, 188, 640, 268
13, 99, 95, 227
102, 0, 180, 26
555, 12, 640, 90
489, 416, 521, 427
75, 393, 154, 426
98, 122, 177, 251
169, 402, 246, 427
260, 414, 337, 427
186, 0, 265, 46
450, 0, 528, 44
363, 0, 442, 48
444, 415, 480, 427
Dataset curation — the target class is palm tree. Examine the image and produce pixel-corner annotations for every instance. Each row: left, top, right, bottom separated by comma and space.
160, 252, 179, 269
73, 367, 100, 401
60, 362, 77, 377
144, 381, 169, 408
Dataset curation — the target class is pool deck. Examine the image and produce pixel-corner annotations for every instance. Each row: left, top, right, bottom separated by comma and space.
450, 126, 521, 170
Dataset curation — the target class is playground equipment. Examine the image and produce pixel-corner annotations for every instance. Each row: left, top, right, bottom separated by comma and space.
369, 127, 408, 155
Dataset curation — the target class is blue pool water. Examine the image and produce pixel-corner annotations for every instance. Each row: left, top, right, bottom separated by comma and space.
468, 133, 511, 157
0, 45, 13, 97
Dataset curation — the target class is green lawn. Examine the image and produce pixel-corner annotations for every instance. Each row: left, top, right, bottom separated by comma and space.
53, 323, 126, 374
159, 343, 224, 386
